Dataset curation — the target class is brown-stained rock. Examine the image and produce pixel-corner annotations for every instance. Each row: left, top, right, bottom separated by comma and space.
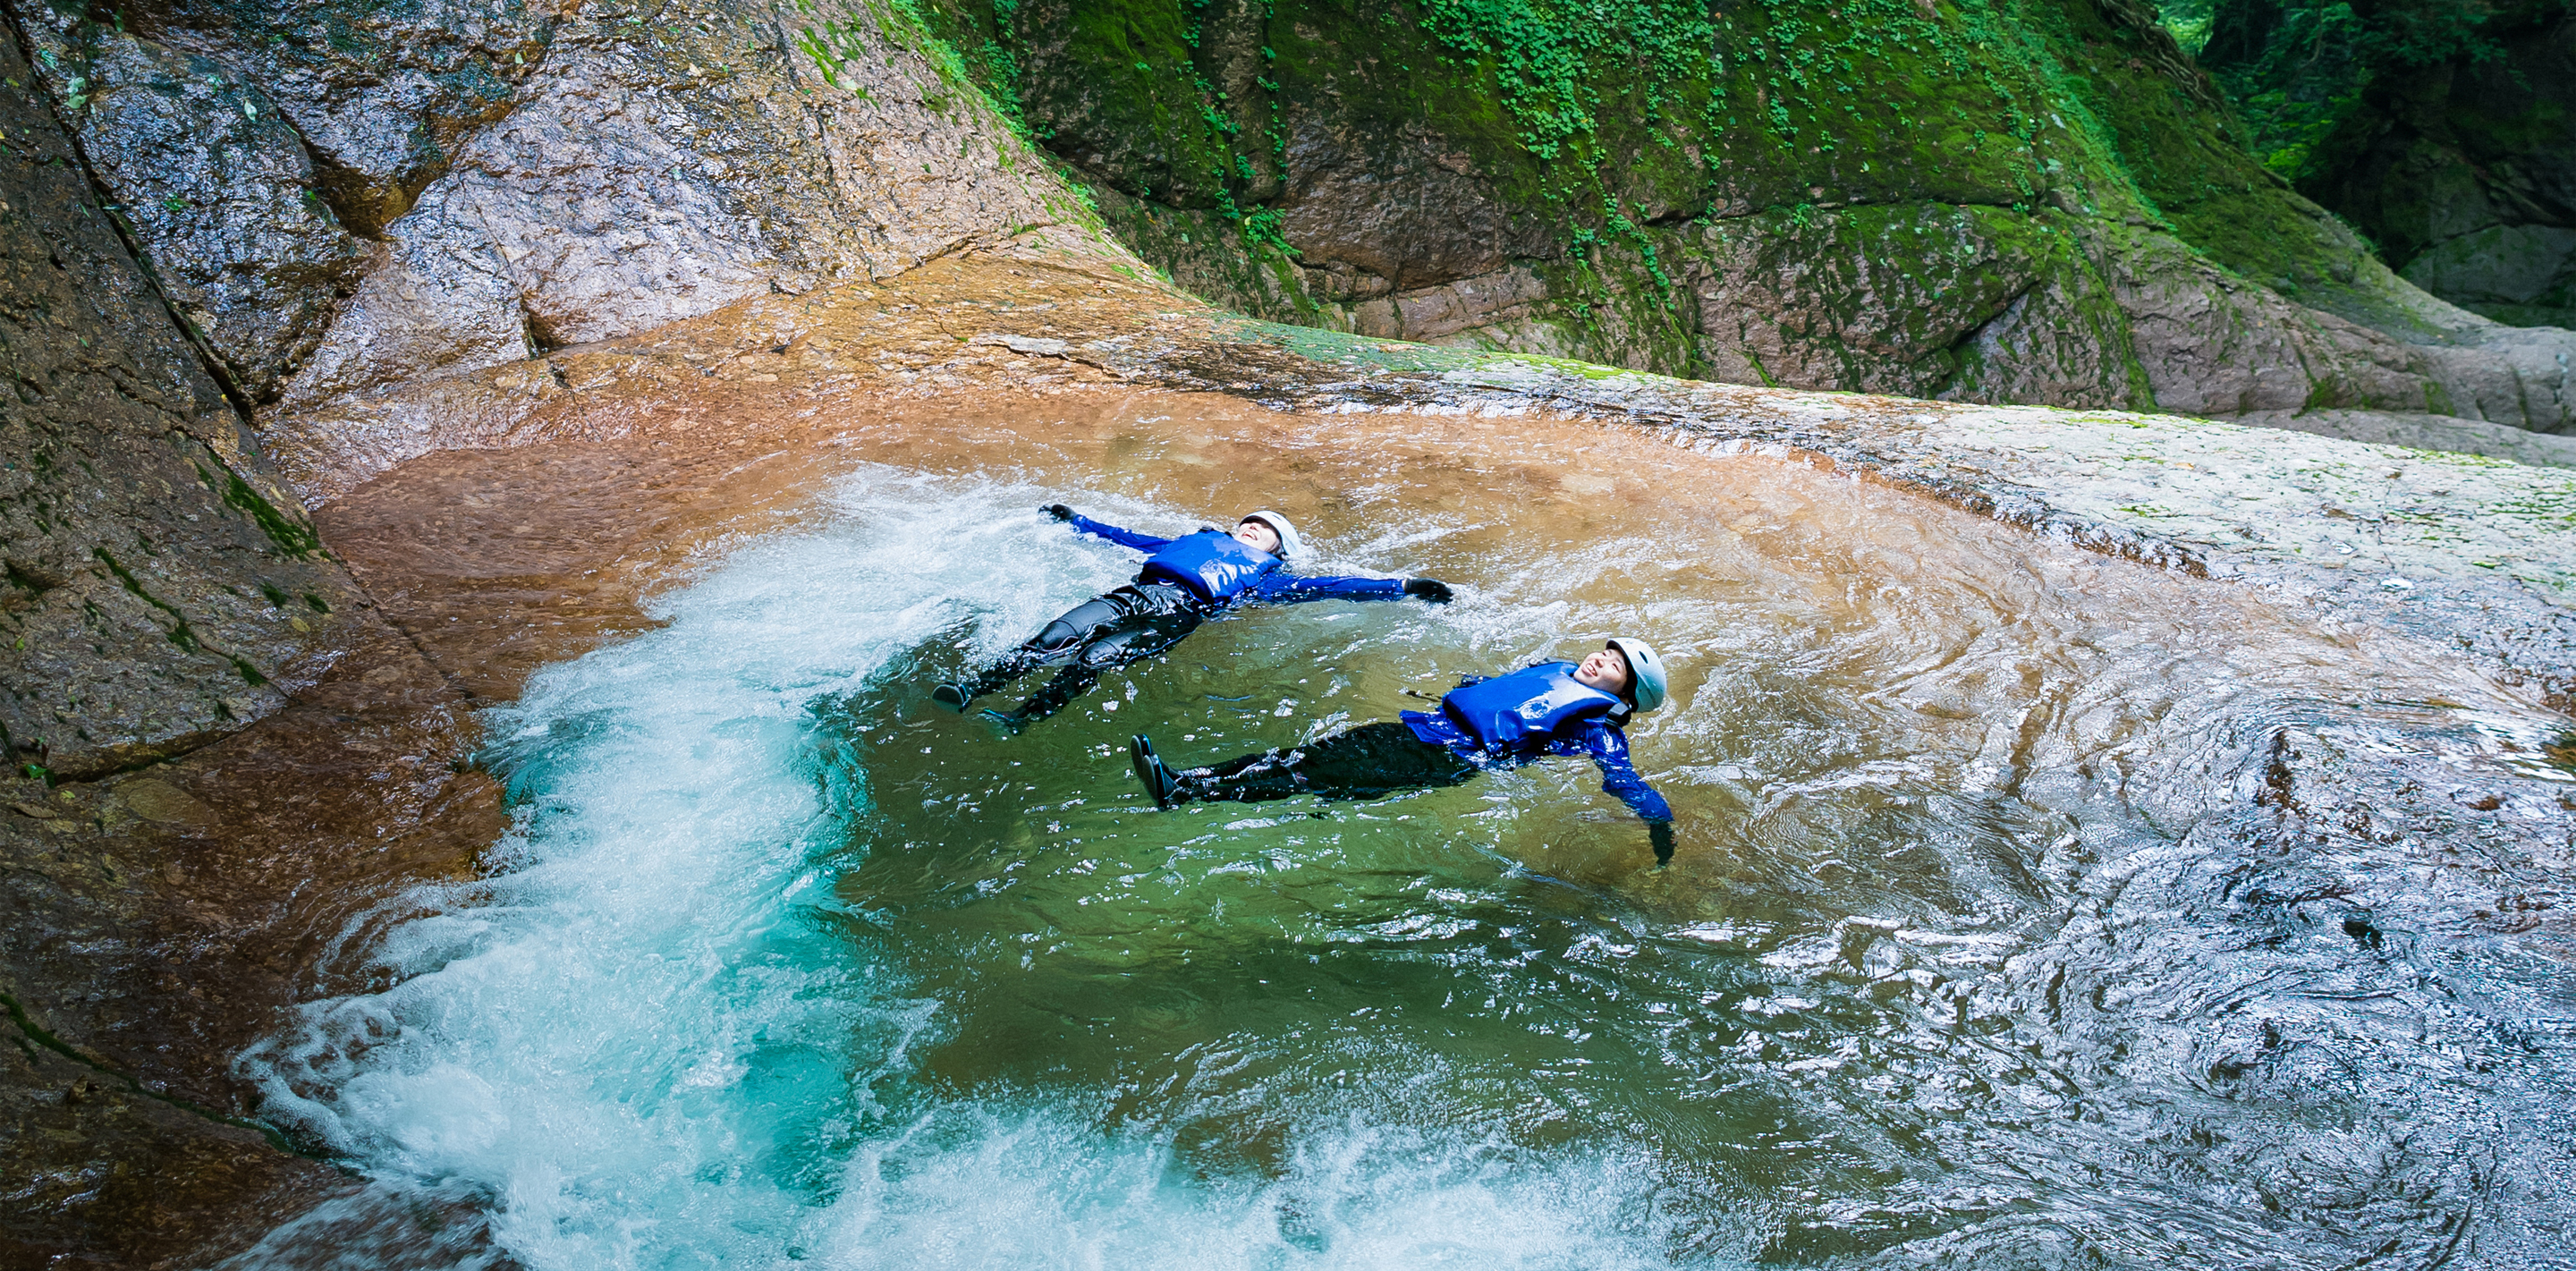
0, 33, 364, 781
0, 610, 500, 1114
264, 230, 1173, 503
0, 1010, 353, 1271
0, 32, 509, 1260
0, 603, 503, 1269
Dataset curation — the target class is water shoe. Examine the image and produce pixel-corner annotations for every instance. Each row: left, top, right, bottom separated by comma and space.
1129, 734, 1176, 808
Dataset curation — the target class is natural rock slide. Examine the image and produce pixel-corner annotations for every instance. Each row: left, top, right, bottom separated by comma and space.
0, 0, 2571, 1266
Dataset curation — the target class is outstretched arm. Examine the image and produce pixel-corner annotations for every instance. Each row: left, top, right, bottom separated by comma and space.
1044, 505, 1171, 553
1246, 573, 1453, 604
1581, 725, 1675, 856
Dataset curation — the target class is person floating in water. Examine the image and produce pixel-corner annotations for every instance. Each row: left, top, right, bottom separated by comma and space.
933, 505, 1454, 730
1127, 638, 1679, 863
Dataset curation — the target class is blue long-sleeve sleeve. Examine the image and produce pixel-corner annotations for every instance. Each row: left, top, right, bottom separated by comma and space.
1562, 723, 1672, 824
1065, 513, 1171, 554
1241, 572, 1411, 603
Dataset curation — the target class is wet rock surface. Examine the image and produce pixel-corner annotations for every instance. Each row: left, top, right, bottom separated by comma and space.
0, 27, 480, 1265
14, 5, 369, 402
0, 607, 504, 1268
5, 0, 1106, 418
1683, 203, 2139, 410
0, 39, 361, 783
106, 0, 550, 236
1, 1016, 352, 1271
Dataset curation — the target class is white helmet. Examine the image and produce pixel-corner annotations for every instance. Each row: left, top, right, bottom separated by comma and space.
1605, 638, 1668, 712
1239, 511, 1302, 558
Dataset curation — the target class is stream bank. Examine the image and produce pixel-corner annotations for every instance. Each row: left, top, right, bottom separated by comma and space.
9, 243, 2574, 1267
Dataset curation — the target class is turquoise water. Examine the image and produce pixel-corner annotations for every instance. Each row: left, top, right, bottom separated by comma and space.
234, 459, 2576, 1268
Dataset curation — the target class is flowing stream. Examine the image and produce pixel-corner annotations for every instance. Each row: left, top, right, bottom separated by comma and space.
233, 406, 2576, 1269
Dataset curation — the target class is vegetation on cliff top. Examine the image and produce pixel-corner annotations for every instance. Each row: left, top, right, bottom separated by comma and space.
906, 0, 2396, 325
2162, 0, 2566, 182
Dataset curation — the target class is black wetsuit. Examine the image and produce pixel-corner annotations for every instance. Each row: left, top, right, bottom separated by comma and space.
1174, 721, 1482, 803
1156, 662, 1677, 860
946, 580, 1210, 724
945, 512, 1440, 727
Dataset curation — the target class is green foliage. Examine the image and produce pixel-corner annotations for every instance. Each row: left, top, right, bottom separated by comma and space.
1241, 206, 1295, 255
1408, 0, 1716, 161
195, 462, 322, 558
2165, 0, 2566, 181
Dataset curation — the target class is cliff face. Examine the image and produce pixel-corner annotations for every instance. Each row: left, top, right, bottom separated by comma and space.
0, 28, 360, 784
0, 19, 449, 1264
8, 0, 1101, 423
905, 0, 2573, 438
2292, 4, 2576, 329
0, 0, 2562, 461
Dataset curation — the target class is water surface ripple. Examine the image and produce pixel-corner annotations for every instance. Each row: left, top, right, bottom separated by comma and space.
239, 426, 2576, 1268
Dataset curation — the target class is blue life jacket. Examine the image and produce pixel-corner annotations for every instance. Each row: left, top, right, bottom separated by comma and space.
1440, 662, 1625, 752
1140, 530, 1281, 604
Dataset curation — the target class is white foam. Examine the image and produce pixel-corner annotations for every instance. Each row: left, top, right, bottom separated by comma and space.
815, 1110, 1693, 1270
236, 465, 1706, 1270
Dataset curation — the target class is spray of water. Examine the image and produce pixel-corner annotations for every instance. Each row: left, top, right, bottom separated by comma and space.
236, 466, 1705, 1269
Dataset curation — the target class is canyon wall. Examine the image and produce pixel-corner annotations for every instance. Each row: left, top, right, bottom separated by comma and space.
0, 25, 359, 784
0, 0, 2563, 469
2, 0, 2572, 1264
909, 0, 2573, 438
2182, 0, 2574, 331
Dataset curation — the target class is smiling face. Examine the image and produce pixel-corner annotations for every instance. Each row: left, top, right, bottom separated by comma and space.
1232, 518, 1283, 555
1572, 645, 1632, 699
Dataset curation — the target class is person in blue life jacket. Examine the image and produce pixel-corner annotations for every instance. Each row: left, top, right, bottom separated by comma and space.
1127, 638, 1680, 863
931, 505, 1455, 730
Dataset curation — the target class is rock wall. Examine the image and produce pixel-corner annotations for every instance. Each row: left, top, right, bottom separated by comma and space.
911, 0, 2576, 441
0, 29, 360, 782
4, 0, 1115, 428
4, 0, 2563, 452
2296, 4, 2576, 329
0, 21, 479, 1267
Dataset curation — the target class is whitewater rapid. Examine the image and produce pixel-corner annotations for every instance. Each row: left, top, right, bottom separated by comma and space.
236, 466, 1698, 1269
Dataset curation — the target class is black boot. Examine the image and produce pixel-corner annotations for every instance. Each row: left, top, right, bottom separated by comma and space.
1129, 734, 1178, 808
931, 682, 973, 712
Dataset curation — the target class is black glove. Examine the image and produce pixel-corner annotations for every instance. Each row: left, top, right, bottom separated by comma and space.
1042, 504, 1075, 521
1649, 821, 1675, 866
1402, 578, 1453, 604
